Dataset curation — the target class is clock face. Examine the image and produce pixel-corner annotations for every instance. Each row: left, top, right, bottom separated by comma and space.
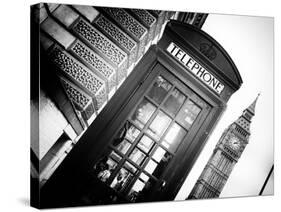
229, 137, 240, 150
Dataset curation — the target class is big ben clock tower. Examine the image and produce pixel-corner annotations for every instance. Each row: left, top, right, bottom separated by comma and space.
188, 94, 260, 199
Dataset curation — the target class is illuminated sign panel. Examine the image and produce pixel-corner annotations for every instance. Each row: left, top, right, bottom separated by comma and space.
167, 42, 224, 94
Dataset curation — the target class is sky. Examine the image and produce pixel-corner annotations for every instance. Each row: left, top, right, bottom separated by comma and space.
175, 13, 274, 200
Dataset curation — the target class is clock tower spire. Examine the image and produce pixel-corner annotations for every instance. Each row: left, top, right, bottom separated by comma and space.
188, 94, 260, 199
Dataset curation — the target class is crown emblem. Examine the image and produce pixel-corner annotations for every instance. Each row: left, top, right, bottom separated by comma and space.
199, 43, 217, 60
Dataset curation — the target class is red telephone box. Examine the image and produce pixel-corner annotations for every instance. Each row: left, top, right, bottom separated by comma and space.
40, 20, 242, 208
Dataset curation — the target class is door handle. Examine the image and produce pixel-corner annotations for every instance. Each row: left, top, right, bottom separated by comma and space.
159, 179, 166, 190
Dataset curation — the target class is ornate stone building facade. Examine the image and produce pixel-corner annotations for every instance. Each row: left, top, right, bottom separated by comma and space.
30, 3, 208, 191
188, 95, 259, 199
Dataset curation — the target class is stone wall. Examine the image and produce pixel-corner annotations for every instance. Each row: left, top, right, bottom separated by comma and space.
31, 3, 206, 187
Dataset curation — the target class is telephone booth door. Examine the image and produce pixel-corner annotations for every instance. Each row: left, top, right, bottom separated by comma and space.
91, 62, 211, 203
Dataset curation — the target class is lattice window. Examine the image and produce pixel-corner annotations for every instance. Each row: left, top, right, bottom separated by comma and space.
94, 14, 137, 66
95, 15, 136, 51
72, 18, 127, 66
102, 8, 147, 39
70, 40, 117, 92
130, 9, 156, 27
49, 45, 105, 96
60, 77, 92, 110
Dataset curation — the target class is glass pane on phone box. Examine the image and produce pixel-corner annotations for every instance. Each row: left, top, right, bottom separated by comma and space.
125, 124, 140, 142
144, 159, 158, 175
139, 173, 149, 182
128, 179, 145, 201
95, 157, 117, 182
163, 88, 186, 116
137, 135, 154, 153
147, 76, 172, 105
128, 177, 156, 202
131, 99, 156, 129
177, 99, 201, 130
147, 111, 172, 140
115, 139, 131, 155
152, 147, 166, 162
152, 151, 172, 178
124, 161, 137, 174
107, 158, 118, 170
162, 123, 186, 152
129, 148, 146, 166
109, 151, 122, 162
114, 122, 140, 145
110, 168, 134, 192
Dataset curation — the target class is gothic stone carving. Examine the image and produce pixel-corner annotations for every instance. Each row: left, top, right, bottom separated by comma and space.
72, 18, 127, 66
102, 8, 147, 39
94, 14, 138, 67
70, 40, 117, 93
101, 8, 148, 58
72, 18, 128, 84
130, 9, 157, 42
60, 77, 96, 121
60, 77, 92, 110
49, 45, 107, 110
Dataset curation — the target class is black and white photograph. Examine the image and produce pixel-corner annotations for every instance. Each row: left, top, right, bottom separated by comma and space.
28, 2, 274, 209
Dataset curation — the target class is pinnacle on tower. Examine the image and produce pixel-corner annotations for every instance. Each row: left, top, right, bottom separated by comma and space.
247, 93, 260, 115
235, 94, 260, 132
